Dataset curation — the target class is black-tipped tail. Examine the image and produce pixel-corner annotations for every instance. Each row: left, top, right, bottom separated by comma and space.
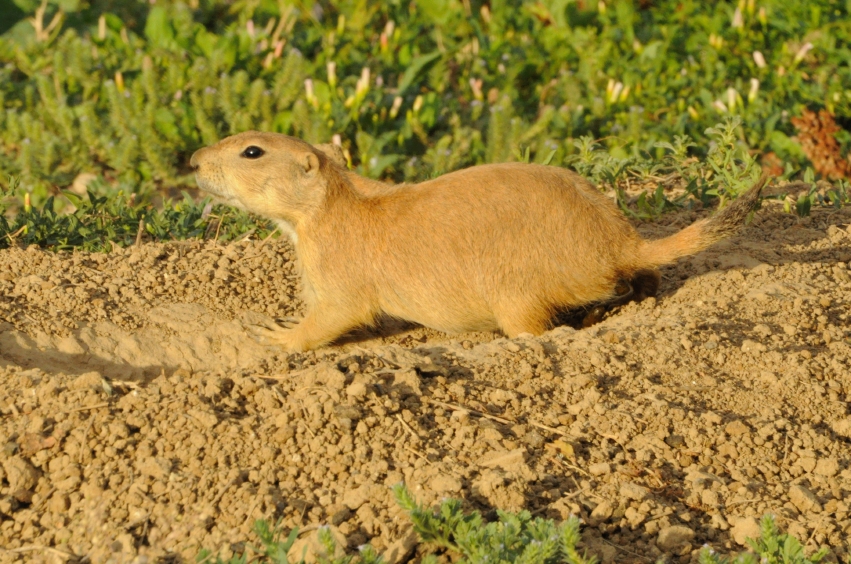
637, 173, 770, 268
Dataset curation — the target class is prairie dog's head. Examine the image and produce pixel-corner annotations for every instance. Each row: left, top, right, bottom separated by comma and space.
190, 131, 334, 224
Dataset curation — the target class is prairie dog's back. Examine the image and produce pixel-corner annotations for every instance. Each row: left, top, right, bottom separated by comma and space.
368, 163, 637, 271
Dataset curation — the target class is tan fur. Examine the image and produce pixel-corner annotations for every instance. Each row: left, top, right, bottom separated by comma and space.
190, 131, 768, 351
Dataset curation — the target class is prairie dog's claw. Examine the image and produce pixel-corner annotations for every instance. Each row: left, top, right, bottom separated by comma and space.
250, 316, 298, 333
278, 315, 300, 326
248, 324, 277, 344
248, 319, 305, 352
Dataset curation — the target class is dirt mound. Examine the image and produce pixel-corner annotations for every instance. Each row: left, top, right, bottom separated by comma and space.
1, 203, 850, 563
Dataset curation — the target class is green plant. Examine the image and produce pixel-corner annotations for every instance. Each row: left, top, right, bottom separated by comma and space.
195, 519, 299, 564
782, 167, 851, 218
196, 520, 383, 564
561, 117, 766, 219
702, 116, 764, 207
392, 488, 846, 564
697, 515, 832, 564
392, 484, 596, 564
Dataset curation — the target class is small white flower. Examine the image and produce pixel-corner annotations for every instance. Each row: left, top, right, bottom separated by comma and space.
390, 96, 403, 118
607, 80, 623, 103
356, 67, 370, 96
794, 42, 813, 64
753, 50, 766, 68
304, 79, 319, 107
726, 87, 737, 109
732, 7, 743, 28
748, 78, 760, 102
327, 61, 336, 85
469, 78, 483, 100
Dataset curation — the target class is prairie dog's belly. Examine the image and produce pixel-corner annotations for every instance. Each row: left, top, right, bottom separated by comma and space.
383, 301, 500, 334
376, 280, 498, 334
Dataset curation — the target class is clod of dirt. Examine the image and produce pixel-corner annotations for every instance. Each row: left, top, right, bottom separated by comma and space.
730, 516, 761, 546
656, 525, 695, 553
288, 526, 347, 563
789, 484, 822, 513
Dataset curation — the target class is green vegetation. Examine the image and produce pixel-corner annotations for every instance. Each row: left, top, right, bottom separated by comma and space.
2, 0, 851, 197
698, 516, 831, 564
2, 112, 848, 250
0, 0, 849, 248
196, 519, 383, 564
197, 485, 842, 564
392, 483, 596, 564
0, 175, 270, 250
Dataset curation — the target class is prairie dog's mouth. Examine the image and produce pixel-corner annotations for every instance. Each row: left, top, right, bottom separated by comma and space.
195, 177, 243, 208
195, 176, 228, 198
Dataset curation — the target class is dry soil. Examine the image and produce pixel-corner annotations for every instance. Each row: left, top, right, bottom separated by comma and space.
1, 202, 850, 564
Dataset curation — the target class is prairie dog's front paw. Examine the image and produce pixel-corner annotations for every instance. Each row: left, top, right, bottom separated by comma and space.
248, 320, 307, 352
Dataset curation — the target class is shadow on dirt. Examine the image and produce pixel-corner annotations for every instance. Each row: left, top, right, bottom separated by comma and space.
0, 324, 172, 381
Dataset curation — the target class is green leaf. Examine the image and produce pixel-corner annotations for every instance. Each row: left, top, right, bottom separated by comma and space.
396, 51, 442, 96
145, 6, 176, 50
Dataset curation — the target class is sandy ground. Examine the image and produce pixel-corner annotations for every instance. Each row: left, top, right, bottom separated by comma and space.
0, 202, 850, 564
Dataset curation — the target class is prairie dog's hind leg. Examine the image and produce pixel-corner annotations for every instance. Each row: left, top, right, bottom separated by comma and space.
251, 302, 374, 352
494, 302, 552, 338
630, 269, 661, 300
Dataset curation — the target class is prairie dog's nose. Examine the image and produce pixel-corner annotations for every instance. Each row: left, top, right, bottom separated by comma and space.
190, 148, 204, 171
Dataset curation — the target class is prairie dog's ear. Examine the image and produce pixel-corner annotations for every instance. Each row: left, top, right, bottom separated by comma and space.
313, 143, 346, 167
301, 152, 321, 176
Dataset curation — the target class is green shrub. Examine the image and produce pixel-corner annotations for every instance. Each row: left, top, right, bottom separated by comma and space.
2, 0, 850, 205
3, 111, 848, 250
393, 484, 596, 564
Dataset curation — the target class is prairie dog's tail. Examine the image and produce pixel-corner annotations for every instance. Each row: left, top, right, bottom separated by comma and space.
636, 174, 769, 268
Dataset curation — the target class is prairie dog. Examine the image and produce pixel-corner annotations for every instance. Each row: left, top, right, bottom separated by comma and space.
190, 132, 767, 352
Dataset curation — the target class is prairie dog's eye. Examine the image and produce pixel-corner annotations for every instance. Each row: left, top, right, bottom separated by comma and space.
241, 146, 265, 159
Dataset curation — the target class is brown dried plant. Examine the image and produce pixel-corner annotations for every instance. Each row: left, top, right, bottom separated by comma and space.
791, 109, 851, 179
